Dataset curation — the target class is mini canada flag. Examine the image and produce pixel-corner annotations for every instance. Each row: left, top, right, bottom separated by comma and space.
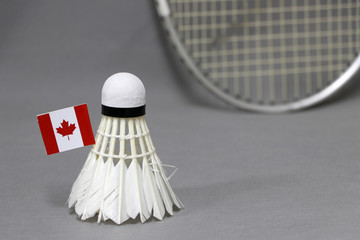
37, 104, 95, 155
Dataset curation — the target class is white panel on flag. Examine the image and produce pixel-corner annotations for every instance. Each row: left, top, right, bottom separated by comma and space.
49, 106, 84, 152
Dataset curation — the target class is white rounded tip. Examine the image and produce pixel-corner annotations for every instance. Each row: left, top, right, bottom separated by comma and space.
102, 72, 146, 108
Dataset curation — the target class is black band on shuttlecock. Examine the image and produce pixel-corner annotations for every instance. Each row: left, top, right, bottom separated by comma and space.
101, 105, 146, 118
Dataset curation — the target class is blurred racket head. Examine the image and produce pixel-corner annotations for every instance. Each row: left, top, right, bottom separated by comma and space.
155, 0, 360, 113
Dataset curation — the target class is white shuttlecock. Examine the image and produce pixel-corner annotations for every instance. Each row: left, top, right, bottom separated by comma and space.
68, 72, 183, 224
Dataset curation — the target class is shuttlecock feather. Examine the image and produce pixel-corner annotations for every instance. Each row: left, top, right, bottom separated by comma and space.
68, 72, 183, 224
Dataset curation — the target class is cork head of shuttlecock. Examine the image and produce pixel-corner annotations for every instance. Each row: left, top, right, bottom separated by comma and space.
101, 72, 146, 117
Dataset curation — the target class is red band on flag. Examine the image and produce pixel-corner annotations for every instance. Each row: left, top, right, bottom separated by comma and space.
74, 104, 95, 146
37, 113, 59, 155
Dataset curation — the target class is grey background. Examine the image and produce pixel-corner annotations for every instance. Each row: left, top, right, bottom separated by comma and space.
1, 1, 360, 239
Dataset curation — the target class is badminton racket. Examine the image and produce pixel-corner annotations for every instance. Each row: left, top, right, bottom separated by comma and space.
154, 0, 360, 112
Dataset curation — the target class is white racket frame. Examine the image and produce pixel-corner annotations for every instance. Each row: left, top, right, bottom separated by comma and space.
155, 0, 360, 113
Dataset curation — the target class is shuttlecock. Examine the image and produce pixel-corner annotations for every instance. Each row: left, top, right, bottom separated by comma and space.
68, 72, 183, 224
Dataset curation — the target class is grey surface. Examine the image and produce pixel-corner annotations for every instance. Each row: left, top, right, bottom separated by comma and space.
1, 1, 360, 239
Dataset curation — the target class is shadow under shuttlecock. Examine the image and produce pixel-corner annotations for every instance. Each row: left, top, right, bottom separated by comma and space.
67, 208, 182, 226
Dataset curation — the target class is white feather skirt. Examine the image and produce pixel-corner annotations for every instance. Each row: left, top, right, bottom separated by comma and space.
68, 116, 183, 224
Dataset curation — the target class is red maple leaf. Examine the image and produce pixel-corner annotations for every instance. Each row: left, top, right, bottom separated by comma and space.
56, 119, 76, 140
